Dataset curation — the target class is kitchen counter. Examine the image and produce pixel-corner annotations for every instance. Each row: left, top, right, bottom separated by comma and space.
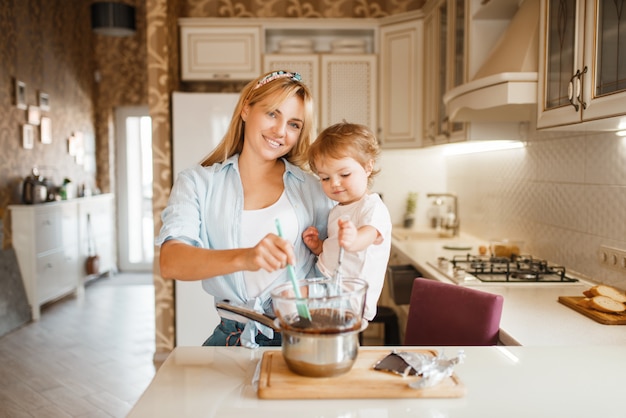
390, 228, 626, 346
128, 345, 625, 418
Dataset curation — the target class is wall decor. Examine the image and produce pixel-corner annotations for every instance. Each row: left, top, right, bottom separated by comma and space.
22, 125, 34, 149
15, 79, 27, 110
40, 117, 52, 144
27, 106, 41, 125
39, 92, 50, 111
74, 131, 85, 165
68, 134, 77, 156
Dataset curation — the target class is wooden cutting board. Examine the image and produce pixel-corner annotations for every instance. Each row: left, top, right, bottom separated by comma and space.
257, 349, 466, 399
558, 296, 626, 325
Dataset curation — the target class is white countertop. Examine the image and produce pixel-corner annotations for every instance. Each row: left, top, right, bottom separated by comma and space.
128, 346, 626, 418
390, 229, 626, 346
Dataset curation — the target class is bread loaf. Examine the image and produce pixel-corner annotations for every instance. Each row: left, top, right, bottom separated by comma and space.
583, 296, 626, 313
588, 285, 626, 303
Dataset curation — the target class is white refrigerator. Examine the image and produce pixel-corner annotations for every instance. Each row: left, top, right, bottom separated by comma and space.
171, 91, 240, 346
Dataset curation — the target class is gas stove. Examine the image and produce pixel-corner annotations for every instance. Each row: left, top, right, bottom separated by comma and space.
429, 253, 579, 285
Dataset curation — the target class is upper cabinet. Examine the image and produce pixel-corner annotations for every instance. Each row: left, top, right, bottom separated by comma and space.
537, 0, 626, 130
379, 12, 424, 148
264, 53, 377, 133
180, 23, 261, 80
423, 0, 466, 146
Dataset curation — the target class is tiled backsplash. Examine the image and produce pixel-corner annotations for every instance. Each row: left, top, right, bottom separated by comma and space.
377, 129, 626, 288
448, 130, 626, 288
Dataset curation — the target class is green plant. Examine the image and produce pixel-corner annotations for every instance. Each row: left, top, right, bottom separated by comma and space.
405, 192, 418, 215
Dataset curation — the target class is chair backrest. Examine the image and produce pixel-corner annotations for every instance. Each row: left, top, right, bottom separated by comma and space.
404, 278, 504, 346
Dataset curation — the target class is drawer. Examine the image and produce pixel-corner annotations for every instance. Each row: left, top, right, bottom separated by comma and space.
35, 205, 79, 254
36, 247, 80, 304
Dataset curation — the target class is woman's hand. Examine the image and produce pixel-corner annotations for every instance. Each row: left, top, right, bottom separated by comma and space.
246, 233, 295, 272
159, 234, 295, 281
302, 226, 323, 255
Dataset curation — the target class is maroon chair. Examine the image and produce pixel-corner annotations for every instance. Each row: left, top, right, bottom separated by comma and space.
404, 278, 504, 346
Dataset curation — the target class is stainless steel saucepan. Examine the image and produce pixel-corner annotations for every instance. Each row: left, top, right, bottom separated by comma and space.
217, 277, 369, 378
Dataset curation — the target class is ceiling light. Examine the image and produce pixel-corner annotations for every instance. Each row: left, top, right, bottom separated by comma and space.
443, 140, 525, 156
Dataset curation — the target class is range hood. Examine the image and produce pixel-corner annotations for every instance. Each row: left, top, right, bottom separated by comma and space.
444, 0, 539, 122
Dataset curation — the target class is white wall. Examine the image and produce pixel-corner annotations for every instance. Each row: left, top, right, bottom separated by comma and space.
374, 147, 447, 227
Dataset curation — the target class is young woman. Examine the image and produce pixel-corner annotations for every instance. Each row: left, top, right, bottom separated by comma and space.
157, 71, 334, 347
302, 122, 392, 322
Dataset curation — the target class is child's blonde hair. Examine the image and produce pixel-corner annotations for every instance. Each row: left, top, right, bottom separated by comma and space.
201, 70, 316, 168
308, 122, 381, 187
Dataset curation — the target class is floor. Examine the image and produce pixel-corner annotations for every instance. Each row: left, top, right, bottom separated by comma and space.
0, 273, 156, 418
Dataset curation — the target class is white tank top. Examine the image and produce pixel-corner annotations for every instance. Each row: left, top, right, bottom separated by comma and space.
241, 191, 297, 298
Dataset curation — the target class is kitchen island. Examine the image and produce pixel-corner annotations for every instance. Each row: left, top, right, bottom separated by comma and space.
128, 345, 625, 417
389, 228, 626, 346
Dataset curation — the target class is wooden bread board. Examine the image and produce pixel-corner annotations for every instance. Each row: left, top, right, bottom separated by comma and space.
257, 349, 466, 399
558, 296, 626, 325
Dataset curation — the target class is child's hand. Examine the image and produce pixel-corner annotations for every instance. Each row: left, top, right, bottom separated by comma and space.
338, 217, 358, 251
302, 226, 323, 255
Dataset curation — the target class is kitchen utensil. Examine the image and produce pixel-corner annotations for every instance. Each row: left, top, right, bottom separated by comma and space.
22, 167, 48, 204
217, 277, 369, 377
257, 349, 466, 399
271, 277, 368, 377
274, 218, 311, 322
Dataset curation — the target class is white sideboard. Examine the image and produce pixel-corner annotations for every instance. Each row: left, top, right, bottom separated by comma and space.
9, 194, 117, 320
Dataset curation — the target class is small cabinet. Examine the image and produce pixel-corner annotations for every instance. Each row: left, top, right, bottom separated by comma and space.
9, 194, 117, 320
10, 201, 80, 320
537, 0, 626, 130
180, 23, 261, 81
379, 14, 424, 148
320, 54, 377, 132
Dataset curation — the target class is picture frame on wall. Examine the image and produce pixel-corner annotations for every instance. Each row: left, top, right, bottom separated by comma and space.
40, 117, 52, 144
22, 124, 34, 149
39, 92, 50, 111
15, 79, 27, 110
28, 106, 41, 125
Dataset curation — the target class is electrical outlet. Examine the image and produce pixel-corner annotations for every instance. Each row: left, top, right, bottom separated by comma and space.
598, 245, 626, 271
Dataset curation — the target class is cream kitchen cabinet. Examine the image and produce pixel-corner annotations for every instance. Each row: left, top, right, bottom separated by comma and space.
180, 23, 261, 81
263, 54, 377, 133
10, 201, 80, 320
9, 194, 117, 320
537, 0, 626, 130
422, 0, 467, 146
379, 13, 424, 148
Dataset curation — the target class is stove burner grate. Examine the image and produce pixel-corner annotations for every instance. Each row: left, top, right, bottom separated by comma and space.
449, 254, 577, 283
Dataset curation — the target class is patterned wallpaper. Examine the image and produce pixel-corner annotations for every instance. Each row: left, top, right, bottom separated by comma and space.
0, 0, 97, 246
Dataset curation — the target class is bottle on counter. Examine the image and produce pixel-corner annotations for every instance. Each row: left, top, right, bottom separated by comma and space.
428, 198, 443, 229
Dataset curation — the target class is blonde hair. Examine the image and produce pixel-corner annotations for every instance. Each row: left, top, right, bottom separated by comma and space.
200, 70, 316, 168
308, 122, 381, 187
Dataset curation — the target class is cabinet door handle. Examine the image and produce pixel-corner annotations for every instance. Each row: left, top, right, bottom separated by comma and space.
576, 66, 588, 110
568, 67, 588, 112
568, 73, 579, 111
